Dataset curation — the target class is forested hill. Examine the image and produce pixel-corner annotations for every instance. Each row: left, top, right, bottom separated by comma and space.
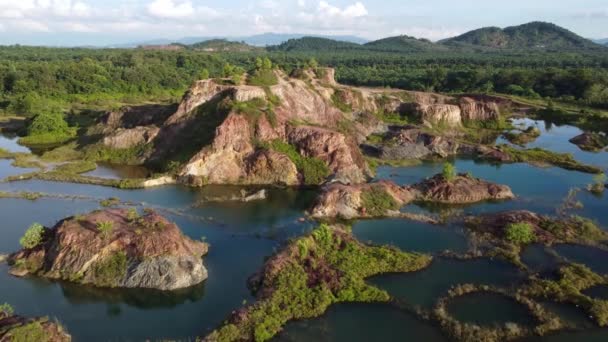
363, 35, 447, 53
266, 22, 605, 53
441, 22, 603, 51
188, 39, 260, 52
267, 37, 362, 52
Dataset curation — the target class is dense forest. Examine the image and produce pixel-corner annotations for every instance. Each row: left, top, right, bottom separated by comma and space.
1, 21, 608, 118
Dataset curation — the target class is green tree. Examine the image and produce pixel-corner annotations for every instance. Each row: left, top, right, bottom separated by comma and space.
27, 111, 70, 136
199, 68, 210, 80
442, 162, 456, 181
19, 223, 45, 249
308, 58, 318, 69
262, 57, 273, 70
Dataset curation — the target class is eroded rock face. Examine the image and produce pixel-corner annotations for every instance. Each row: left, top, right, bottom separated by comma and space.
569, 132, 608, 152
418, 104, 462, 128
0, 312, 71, 342
103, 126, 160, 149
288, 126, 371, 184
309, 181, 415, 219
459, 97, 501, 122
8, 209, 208, 291
413, 173, 514, 204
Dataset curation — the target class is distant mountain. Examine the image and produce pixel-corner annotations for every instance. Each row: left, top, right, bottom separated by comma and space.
441, 22, 604, 50
242, 33, 368, 46
268, 37, 363, 52
593, 38, 608, 45
188, 39, 260, 52
364, 35, 447, 53
111, 33, 367, 49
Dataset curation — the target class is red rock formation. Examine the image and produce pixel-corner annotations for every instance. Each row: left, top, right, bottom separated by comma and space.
9, 209, 208, 291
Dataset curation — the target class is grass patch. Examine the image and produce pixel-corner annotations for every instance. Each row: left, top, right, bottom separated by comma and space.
19, 223, 45, 249
53, 161, 97, 174
331, 89, 353, 113
506, 223, 535, 244
205, 224, 431, 341
498, 145, 602, 174
84, 144, 150, 165
5, 171, 145, 189
11, 154, 45, 169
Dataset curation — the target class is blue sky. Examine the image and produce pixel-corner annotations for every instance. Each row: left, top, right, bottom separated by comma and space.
0, 0, 607, 46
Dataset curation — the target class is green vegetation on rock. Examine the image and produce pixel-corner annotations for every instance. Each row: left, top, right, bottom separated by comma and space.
499, 146, 603, 174
360, 187, 400, 216
505, 223, 535, 244
92, 251, 127, 288
205, 224, 431, 341
260, 140, 330, 185
442, 162, 457, 181
521, 263, 608, 326
19, 223, 45, 249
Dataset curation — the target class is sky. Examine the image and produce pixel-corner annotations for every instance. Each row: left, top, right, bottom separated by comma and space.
0, 0, 607, 46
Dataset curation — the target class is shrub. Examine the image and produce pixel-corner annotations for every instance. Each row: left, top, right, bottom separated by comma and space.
127, 208, 140, 222
96, 221, 114, 238
0, 303, 14, 315
8, 321, 46, 342
19, 223, 45, 249
506, 222, 535, 244
442, 162, 456, 181
588, 173, 606, 194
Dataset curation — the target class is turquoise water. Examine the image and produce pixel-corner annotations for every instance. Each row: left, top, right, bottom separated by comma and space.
0, 117, 607, 341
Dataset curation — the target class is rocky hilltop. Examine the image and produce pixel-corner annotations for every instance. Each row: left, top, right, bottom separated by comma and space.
8, 209, 208, 291
95, 68, 508, 187
0, 310, 71, 342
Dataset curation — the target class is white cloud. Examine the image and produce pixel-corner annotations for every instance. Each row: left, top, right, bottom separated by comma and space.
147, 0, 194, 19
317, 1, 368, 19
13, 20, 51, 32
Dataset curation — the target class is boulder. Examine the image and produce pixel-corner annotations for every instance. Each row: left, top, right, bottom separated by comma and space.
413, 173, 514, 204
379, 127, 460, 159
8, 209, 208, 291
569, 132, 608, 152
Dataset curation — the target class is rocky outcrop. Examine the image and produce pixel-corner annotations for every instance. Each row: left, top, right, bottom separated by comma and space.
103, 126, 160, 149
503, 126, 541, 146
287, 126, 371, 184
464, 210, 608, 244
569, 132, 608, 152
311, 173, 514, 218
8, 209, 208, 291
0, 312, 71, 342
418, 104, 462, 128
378, 126, 463, 159
245, 150, 299, 186
413, 173, 514, 204
459, 97, 501, 122
309, 181, 415, 219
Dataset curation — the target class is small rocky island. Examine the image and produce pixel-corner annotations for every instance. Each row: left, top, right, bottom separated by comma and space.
8, 209, 209, 291
0, 307, 71, 342
310, 172, 514, 219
